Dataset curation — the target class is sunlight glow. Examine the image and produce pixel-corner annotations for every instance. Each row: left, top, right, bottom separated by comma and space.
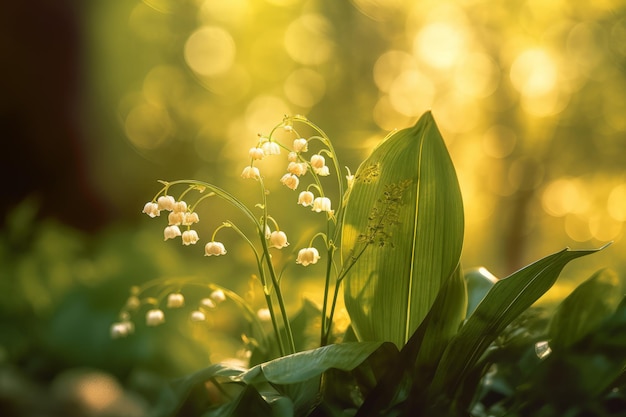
284, 68, 326, 108
607, 184, 626, 221
414, 22, 467, 70
284, 14, 334, 65
541, 178, 590, 217
184, 26, 236, 77
125, 103, 172, 150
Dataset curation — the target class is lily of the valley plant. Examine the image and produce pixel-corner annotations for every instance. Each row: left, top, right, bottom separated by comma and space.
112, 112, 626, 417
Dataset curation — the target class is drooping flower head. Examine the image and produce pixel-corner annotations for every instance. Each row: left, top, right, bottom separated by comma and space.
167, 293, 185, 308
287, 162, 307, 177
157, 195, 176, 211
110, 321, 134, 339
190, 310, 206, 322
241, 166, 260, 180
142, 202, 160, 218
280, 173, 299, 190
312, 197, 333, 214
205, 241, 227, 256
296, 247, 321, 266
310, 154, 325, 169
297, 191, 315, 207
164, 225, 182, 240
269, 231, 289, 249
182, 230, 200, 245
261, 140, 281, 156
293, 138, 308, 153
146, 309, 165, 326
249, 147, 264, 160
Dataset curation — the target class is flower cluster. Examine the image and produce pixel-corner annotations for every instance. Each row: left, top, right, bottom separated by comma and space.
121, 116, 354, 355
110, 288, 227, 339
142, 190, 231, 257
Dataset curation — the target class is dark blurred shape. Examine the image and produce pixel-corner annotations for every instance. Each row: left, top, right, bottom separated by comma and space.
0, 1, 109, 232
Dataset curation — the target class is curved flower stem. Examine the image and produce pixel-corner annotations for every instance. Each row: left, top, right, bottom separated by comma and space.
222, 221, 286, 357
157, 179, 289, 355
259, 177, 296, 354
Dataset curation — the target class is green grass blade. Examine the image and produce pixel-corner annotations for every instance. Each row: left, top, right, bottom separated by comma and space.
342, 111, 464, 347
428, 246, 603, 405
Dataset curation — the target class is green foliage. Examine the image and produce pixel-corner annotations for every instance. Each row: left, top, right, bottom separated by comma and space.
108, 112, 625, 416
342, 111, 464, 347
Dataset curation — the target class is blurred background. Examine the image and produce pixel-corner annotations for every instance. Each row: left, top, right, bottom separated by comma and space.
1, 0, 626, 415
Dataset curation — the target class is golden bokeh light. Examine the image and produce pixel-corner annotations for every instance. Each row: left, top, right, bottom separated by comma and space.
284, 68, 326, 109
195, 64, 252, 99
184, 26, 236, 77
264, 0, 301, 6
198, 0, 251, 25
413, 21, 468, 70
564, 213, 593, 242
509, 48, 557, 98
453, 52, 500, 99
142, 0, 175, 14
589, 213, 623, 242
372, 95, 415, 131
284, 14, 334, 65
541, 178, 591, 218
373, 50, 418, 93
128, 3, 170, 41
608, 184, 626, 222
143, 65, 188, 106
482, 125, 517, 159
125, 103, 173, 150
244, 95, 291, 136
432, 92, 480, 134
388, 69, 435, 117
349, 0, 404, 21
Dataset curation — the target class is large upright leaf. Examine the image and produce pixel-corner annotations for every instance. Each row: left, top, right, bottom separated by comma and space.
342, 111, 464, 347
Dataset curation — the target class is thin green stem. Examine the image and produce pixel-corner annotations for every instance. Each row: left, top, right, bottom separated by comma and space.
259, 178, 296, 354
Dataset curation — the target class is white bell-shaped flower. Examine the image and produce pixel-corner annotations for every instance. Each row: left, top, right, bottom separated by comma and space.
205, 241, 227, 256
296, 247, 321, 266
269, 231, 289, 249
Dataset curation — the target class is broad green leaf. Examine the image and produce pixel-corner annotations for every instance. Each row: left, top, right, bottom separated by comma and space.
239, 342, 395, 385
342, 111, 464, 347
151, 363, 246, 417
353, 264, 467, 417
549, 268, 625, 351
428, 246, 603, 405
241, 342, 397, 417
413, 263, 467, 377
